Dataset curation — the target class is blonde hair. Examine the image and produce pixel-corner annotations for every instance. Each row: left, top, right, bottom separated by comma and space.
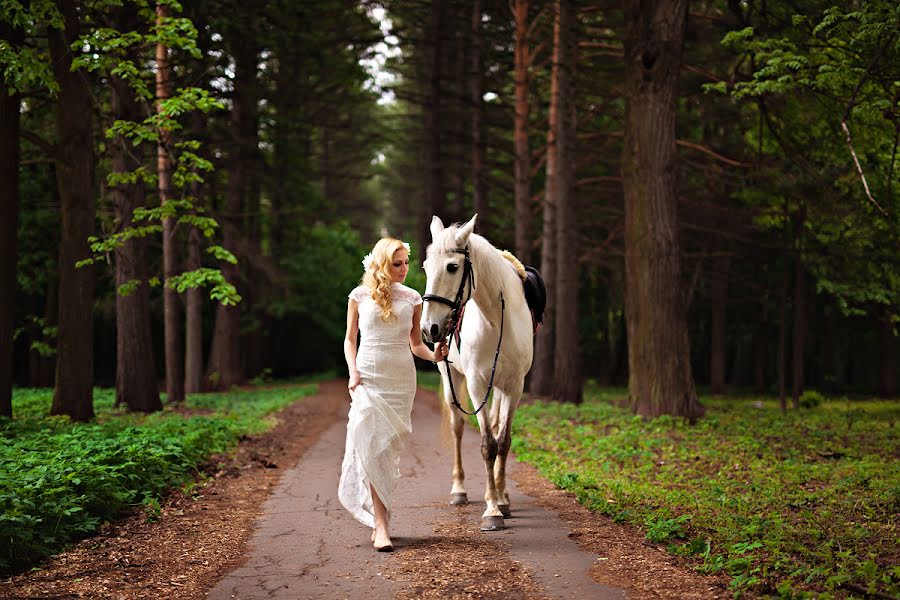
362, 238, 407, 320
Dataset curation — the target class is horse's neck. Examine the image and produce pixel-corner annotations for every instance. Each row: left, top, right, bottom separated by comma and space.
470, 237, 511, 320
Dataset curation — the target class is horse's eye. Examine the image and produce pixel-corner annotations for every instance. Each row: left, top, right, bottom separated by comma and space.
447, 264, 459, 273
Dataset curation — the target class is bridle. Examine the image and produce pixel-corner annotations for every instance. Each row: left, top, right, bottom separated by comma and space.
423, 246, 504, 416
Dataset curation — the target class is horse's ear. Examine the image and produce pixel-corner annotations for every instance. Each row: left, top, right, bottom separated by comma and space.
430, 215, 445, 240
455, 214, 477, 247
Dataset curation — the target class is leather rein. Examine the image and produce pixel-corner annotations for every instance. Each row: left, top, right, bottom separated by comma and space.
423, 246, 505, 416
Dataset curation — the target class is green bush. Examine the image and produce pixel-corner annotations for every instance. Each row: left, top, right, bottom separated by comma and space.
799, 389, 825, 408
0, 384, 315, 573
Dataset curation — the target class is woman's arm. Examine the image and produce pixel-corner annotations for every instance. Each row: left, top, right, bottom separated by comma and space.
345, 299, 361, 392
410, 304, 447, 363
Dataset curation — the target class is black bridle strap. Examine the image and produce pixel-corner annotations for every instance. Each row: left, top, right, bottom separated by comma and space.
422, 247, 473, 312
443, 292, 504, 416
422, 245, 504, 416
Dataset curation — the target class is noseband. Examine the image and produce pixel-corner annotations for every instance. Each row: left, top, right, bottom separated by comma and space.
423, 245, 504, 417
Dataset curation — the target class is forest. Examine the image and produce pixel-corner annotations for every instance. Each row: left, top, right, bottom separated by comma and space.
4, 0, 900, 421
2, 1, 899, 597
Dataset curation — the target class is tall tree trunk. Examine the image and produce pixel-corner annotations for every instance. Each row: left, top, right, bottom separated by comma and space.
184, 224, 203, 393
49, 0, 95, 421
777, 255, 789, 412
752, 300, 767, 392
157, 3, 185, 403
709, 253, 730, 394
881, 315, 896, 397
111, 45, 161, 413
530, 0, 561, 398
206, 32, 257, 391
513, 0, 531, 264
0, 19, 22, 417
30, 272, 58, 387
470, 0, 488, 235
622, 0, 701, 420
421, 0, 445, 251
791, 263, 807, 408
552, 0, 581, 403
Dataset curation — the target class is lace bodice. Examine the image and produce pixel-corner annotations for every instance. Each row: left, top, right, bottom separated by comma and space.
349, 283, 422, 346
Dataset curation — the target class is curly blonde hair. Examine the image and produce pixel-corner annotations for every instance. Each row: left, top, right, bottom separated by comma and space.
361, 238, 408, 321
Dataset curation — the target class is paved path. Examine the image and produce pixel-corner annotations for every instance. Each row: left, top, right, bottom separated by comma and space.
208, 381, 624, 599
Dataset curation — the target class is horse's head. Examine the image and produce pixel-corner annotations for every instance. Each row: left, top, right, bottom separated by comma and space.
421, 214, 477, 344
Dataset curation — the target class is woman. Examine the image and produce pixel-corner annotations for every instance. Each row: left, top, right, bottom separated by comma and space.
340, 237, 447, 551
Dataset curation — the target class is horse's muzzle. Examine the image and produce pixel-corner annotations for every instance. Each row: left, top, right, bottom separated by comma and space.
422, 324, 442, 345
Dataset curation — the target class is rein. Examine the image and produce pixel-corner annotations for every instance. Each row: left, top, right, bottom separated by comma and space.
423, 246, 505, 416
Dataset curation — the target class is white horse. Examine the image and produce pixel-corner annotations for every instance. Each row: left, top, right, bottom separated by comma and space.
421, 214, 536, 531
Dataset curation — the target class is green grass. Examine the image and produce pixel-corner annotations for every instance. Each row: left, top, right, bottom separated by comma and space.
0, 383, 317, 574
511, 384, 900, 598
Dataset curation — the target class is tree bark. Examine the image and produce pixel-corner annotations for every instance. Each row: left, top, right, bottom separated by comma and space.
513, 0, 532, 264
709, 254, 730, 394
111, 38, 161, 413
29, 272, 58, 388
777, 253, 789, 412
184, 224, 203, 394
881, 316, 896, 397
752, 300, 767, 392
622, 0, 701, 420
471, 0, 488, 236
552, 0, 581, 404
0, 19, 22, 417
49, 0, 95, 421
157, 3, 185, 404
791, 263, 807, 408
206, 31, 257, 391
420, 0, 445, 251
530, 0, 561, 398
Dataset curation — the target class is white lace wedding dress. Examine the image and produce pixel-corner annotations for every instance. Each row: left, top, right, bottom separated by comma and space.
339, 282, 422, 528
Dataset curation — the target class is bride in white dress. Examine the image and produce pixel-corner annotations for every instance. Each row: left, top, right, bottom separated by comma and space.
341, 238, 447, 552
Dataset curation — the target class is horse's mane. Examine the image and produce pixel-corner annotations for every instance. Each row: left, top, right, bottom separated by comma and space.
431, 224, 526, 289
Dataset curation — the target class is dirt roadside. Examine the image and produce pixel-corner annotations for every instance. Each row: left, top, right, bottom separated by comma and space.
0, 380, 730, 599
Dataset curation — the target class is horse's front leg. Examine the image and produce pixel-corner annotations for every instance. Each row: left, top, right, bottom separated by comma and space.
471, 383, 504, 531
441, 362, 469, 505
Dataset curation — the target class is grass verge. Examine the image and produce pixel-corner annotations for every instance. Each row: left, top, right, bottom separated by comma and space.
0, 383, 316, 574
511, 384, 900, 598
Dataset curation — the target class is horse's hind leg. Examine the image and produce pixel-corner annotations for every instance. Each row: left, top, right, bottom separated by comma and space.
441, 363, 469, 505
493, 389, 517, 518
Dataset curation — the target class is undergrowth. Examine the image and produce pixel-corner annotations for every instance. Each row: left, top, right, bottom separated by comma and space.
0, 383, 316, 574
511, 385, 900, 598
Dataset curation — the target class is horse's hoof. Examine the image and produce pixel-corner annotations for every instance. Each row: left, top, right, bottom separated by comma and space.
499, 504, 511, 518
480, 516, 505, 531
450, 493, 469, 505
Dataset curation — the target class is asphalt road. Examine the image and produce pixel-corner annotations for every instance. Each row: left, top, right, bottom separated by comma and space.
207, 380, 624, 600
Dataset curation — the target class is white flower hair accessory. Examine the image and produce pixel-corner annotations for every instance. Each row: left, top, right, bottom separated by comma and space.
362, 241, 411, 273
362, 253, 375, 273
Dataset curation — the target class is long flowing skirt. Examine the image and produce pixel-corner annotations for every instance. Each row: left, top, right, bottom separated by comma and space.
338, 343, 415, 528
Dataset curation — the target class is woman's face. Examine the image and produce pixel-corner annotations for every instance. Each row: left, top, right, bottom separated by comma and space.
389, 247, 410, 283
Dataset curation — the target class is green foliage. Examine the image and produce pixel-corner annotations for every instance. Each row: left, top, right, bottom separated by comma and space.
0, 384, 316, 573
512, 387, 900, 598
710, 1, 900, 321
272, 222, 368, 339
798, 390, 824, 409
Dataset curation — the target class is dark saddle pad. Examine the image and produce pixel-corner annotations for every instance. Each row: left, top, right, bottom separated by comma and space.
523, 265, 546, 326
